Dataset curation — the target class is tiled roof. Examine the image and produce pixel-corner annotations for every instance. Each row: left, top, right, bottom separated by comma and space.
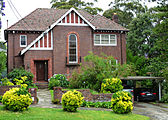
7, 8, 128, 31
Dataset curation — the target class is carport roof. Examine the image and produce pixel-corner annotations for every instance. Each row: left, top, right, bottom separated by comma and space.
120, 76, 164, 81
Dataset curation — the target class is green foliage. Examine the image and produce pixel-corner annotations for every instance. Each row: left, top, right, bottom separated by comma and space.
111, 91, 133, 114
0, 51, 6, 79
62, 90, 84, 112
51, 0, 103, 15
2, 88, 32, 111
0, 77, 14, 86
0, 96, 2, 103
126, 49, 149, 76
70, 52, 134, 91
81, 101, 112, 109
127, 12, 156, 57
101, 78, 123, 93
103, 1, 147, 28
7, 68, 34, 86
48, 74, 69, 90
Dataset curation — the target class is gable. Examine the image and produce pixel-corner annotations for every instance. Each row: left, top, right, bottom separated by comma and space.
58, 11, 88, 26
30, 30, 53, 50
20, 8, 95, 55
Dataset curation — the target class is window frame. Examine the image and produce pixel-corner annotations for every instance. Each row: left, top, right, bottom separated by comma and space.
94, 34, 117, 46
20, 35, 27, 47
68, 34, 78, 64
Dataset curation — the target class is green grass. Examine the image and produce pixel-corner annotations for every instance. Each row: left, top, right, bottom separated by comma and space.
50, 90, 54, 101
0, 106, 149, 120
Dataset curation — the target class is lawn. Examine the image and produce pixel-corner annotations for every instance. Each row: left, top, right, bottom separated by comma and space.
0, 106, 149, 120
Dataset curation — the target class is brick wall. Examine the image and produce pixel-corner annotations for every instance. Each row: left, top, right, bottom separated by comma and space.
53, 87, 114, 103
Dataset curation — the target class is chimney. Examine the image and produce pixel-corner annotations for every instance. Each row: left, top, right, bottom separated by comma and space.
112, 13, 118, 23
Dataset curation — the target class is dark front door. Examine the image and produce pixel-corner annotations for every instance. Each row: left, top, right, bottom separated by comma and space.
35, 61, 48, 82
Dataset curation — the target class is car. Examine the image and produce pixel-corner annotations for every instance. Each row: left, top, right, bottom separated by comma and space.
123, 89, 134, 96
137, 91, 157, 102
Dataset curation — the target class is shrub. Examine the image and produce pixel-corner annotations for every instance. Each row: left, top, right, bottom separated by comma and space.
62, 90, 84, 112
48, 74, 69, 90
111, 91, 133, 114
101, 78, 123, 93
0, 96, 2, 103
0, 77, 14, 86
2, 87, 32, 111
7, 68, 34, 86
69, 52, 134, 91
80, 101, 112, 109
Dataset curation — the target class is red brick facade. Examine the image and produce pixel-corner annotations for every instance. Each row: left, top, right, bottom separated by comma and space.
6, 9, 127, 83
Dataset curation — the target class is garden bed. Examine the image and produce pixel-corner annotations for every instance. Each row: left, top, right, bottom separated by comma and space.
53, 87, 113, 103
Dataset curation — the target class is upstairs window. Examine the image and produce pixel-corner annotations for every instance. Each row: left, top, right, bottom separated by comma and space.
94, 34, 117, 46
20, 35, 27, 47
69, 34, 78, 63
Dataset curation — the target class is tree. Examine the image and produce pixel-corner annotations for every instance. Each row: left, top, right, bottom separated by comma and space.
103, 1, 147, 27
127, 12, 156, 57
50, 0, 103, 15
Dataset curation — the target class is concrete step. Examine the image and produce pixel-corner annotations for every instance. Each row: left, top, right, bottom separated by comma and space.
35, 83, 48, 89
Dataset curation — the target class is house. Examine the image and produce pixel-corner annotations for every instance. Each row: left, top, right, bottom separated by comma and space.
4, 8, 128, 83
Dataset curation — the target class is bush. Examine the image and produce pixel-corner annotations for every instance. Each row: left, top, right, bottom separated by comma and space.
62, 90, 84, 112
101, 78, 123, 93
111, 91, 133, 114
48, 74, 69, 90
0, 77, 14, 86
69, 52, 134, 91
80, 101, 111, 109
7, 68, 34, 86
2, 87, 32, 111
0, 96, 2, 103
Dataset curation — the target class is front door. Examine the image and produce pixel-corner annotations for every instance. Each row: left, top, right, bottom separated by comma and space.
35, 61, 48, 82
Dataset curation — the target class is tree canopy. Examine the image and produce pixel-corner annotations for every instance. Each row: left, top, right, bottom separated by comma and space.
50, 0, 103, 15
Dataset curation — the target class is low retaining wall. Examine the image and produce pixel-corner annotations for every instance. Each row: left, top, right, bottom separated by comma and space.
53, 87, 113, 103
0, 85, 37, 104
0, 85, 20, 95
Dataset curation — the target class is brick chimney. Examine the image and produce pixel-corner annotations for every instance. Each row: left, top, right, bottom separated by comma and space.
112, 13, 118, 23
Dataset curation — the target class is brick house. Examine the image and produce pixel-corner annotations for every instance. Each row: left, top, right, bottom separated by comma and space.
4, 8, 128, 83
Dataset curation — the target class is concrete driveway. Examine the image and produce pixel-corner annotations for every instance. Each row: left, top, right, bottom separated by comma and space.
133, 102, 168, 120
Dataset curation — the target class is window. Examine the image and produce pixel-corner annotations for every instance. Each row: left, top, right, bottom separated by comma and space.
69, 34, 78, 63
94, 34, 117, 46
20, 35, 27, 47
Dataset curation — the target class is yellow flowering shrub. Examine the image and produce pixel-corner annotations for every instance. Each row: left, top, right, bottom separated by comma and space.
2, 88, 32, 111
101, 78, 123, 93
62, 90, 84, 112
111, 91, 133, 114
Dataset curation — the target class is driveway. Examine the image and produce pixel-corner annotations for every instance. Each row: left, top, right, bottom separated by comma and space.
133, 102, 168, 120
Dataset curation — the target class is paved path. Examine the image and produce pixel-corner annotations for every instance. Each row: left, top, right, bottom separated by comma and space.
31, 89, 168, 120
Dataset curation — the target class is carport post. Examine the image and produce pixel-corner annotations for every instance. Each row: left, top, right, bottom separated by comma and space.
159, 82, 161, 101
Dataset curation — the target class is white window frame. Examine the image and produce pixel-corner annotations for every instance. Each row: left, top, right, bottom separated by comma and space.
20, 35, 27, 47
94, 34, 117, 46
68, 34, 78, 64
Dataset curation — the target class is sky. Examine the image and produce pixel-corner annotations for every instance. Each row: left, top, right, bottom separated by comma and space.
0, 0, 157, 41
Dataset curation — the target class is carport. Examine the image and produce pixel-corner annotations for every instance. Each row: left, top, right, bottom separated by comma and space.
120, 76, 164, 101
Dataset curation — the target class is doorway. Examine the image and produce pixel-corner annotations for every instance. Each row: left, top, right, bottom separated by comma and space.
35, 61, 48, 82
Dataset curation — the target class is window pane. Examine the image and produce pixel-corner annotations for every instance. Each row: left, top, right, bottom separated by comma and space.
21, 40, 26, 45
101, 34, 109, 44
21, 36, 26, 46
94, 35, 100, 44
110, 40, 116, 44
110, 35, 116, 44
69, 34, 77, 62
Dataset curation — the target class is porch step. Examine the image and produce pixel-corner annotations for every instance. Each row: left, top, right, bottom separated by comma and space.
35, 83, 48, 89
